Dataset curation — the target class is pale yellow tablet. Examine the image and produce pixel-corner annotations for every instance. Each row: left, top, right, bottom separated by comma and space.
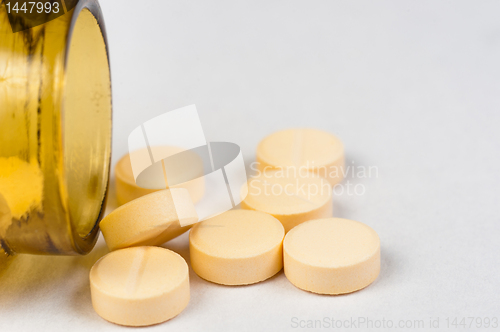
90, 246, 189, 326
256, 128, 345, 186
241, 170, 332, 233
100, 189, 198, 251
189, 210, 285, 285
0, 157, 43, 221
284, 218, 380, 295
115, 146, 204, 206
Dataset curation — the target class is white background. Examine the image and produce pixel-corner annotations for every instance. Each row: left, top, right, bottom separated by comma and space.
1, 1, 500, 331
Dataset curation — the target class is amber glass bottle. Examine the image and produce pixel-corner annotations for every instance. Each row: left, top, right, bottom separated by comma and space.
0, 0, 112, 266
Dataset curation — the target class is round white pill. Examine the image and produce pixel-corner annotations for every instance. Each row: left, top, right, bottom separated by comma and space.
241, 170, 332, 233
90, 246, 190, 326
100, 189, 198, 251
284, 218, 380, 295
189, 210, 285, 285
257, 128, 345, 186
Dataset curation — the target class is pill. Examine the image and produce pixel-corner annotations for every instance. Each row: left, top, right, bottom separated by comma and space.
115, 146, 204, 206
0, 157, 43, 220
284, 218, 380, 295
189, 209, 285, 285
256, 128, 345, 186
90, 246, 189, 326
100, 189, 198, 251
241, 170, 332, 233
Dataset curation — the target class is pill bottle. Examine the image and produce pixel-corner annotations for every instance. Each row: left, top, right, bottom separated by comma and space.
0, 0, 112, 267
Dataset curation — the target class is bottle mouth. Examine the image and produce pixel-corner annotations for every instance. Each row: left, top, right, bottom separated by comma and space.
61, 4, 112, 250
0, 0, 111, 256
